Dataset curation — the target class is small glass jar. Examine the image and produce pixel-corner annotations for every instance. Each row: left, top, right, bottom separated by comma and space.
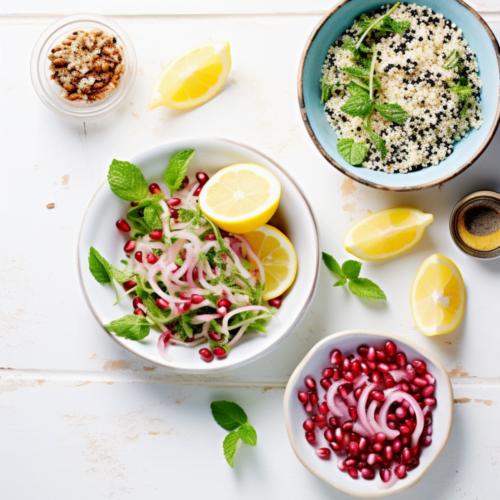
450, 190, 500, 259
31, 13, 137, 120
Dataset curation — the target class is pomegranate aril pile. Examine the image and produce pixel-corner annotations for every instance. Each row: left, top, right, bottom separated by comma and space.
297, 340, 436, 486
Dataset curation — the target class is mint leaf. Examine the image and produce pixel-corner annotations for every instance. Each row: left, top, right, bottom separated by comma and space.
108, 160, 149, 202
89, 246, 112, 284
211, 401, 248, 431
180, 313, 194, 338
337, 138, 369, 165
443, 50, 461, 70
342, 260, 362, 280
375, 103, 410, 125
341, 94, 374, 118
321, 73, 334, 104
322, 252, 344, 278
448, 83, 473, 101
380, 17, 410, 36
347, 82, 369, 97
238, 423, 257, 446
163, 149, 195, 196
342, 66, 370, 79
348, 278, 386, 300
223, 432, 240, 468
334, 276, 347, 287
177, 208, 197, 223
143, 202, 164, 231
126, 195, 164, 234
105, 315, 151, 340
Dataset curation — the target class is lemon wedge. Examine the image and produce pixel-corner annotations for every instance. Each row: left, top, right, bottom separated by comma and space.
244, 225, 297, 300
344, 207, 433, 261
411, 254, 465, 336
148, 41, 231, 109
199, 163, 281, 234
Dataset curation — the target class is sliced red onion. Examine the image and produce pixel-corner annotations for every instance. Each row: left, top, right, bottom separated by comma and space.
226, 324, 249, 347
390, 369, 408, 383
383, 384, 402, 397
227, 246, 251, 279
228, 314, 272, 330
191, 313, 221, 325
357, 383, 379, 436
378, 391, 424, 448
345, 390, 357, 408
173, 231, 202, 253
234, 235, 265, 284
378, 462, 400, 490
353, 373, 369, 390
222, 305, 268, 336
202, 241, 218, 253
326, 380, 350, 418
147, 258, 185, 305
367, 400, 384, 434
157, 330, 173, 361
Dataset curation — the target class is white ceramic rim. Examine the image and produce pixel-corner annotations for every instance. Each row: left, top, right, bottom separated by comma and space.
77, 136, 321, 373
30, 13, 137, 121
283, 330, 454, 498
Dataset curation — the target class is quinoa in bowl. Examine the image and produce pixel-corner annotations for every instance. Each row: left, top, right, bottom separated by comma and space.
321, 2, 483, 174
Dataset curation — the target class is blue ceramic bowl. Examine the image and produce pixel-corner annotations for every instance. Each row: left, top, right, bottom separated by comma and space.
299, 0, 500, 191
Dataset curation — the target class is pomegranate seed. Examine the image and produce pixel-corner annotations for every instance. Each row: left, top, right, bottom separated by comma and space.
371, 371, 382, 384
123, 280, 137, 291
406, 364, 417, 380
349, 441, 359, 457
425, 424, 433, 435
357, 345, 369, 358
316, 448, 331, 460
309, 392, 319, 405
421, 435, 432, 446
191, 294, 205, 304
394, 464, 407, 479
425, 373, 436, 385
414, 376, 427, 387
268, 298, 282, 308
217, 299, 231, 308
338, 385, 348, 399
149, 229, 163, 240
337, 460, 347, 472
155, 298, 169, 310
195, 172, 209, 184
351, 360, 361, 373
334, 427, 343, 442
314, 414, 326, 428
149, 183, 162, 195
133, 308, 145, 316
181, 176, 189, 188
329, 417, 338, 428
372, 390, 385, 402
217, 306, 228, 316
324, 428, 334, 442
193, 185, 203, 196
348, 467, 359, 479
116, 219, 131, 232
124, 240, 136, 252
396, 352, 407, 367
360, 362, 370, 375
199, 348, 214, 362
401, 382, 410, 392
167, 198, 181, 207
342, 358, 351, 371
147, 253, 159, 264
367, 453, 379, 465
131, 201, 138, 207
213, 347, 227, 359
170, 208, 179, 218
354, 387, 363, 400
373, 442, 383, 453
399, 424, 411, 435
298, 392, 309, 404
220, 230, 230, 238
367, 347, 376, 361
367, 360, 377, 370
401, 436, 410, 446
389, 363, 399, 370
383, 445, 393, 461
134, 251, 143, 263
349, 406, 357, 420
392, 438, 402, 453
375, 432, 386, 443
385, 340, 397, 356
322, 368, 334, 378
305, 431, 316, 444
319, 402, 329, 415
304, 376, 316, 390
359, 437, 367, 451
414, 393, 423, 401
208, 331, 222, 342
424, 397, 436, 406
422, 385, 434, 397
344, 371, 354, 382
411, 444, 420, 457
387, 413, 397, 421
204, 233, 216, 241
342, 421, 353, 431
412, 359, 427, 374
380, 468, 391, 483
384, 372, 395, 388
304, 401, 313, 413
303, 418, 315, 431
330, 441, 341, 452
333, 368, 342, 380
132, 297, 143, 309
377, 362, 390, 373
179, 292, 191, 301
376, 350, 386, 361
361, 467, 375, 480
395, 406, 407, 419
330, 349, 343, 364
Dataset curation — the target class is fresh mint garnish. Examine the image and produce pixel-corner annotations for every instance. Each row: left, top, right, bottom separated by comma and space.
374, 103, 410, 125
322, 252, 386, 300
211, 400, 257, 467
341, 94, 374, 118
126, 195, 164, 234
443, 50, 461, 70
337, 139, 369, 166
105, 315, 151, 340
108, 160, 149, 202
163, 149, 195, 196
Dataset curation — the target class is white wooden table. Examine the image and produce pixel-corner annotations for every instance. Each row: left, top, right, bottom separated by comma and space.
1, 1, 500, 498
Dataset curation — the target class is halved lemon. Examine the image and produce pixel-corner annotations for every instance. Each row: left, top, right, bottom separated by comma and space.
199, 163, 281, 234
244, 225, 297, 300
411, 254, 465, 336
148, 41, 231, 109
344, 207, 433, 261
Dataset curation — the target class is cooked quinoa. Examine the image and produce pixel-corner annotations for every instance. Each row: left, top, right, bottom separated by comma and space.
322, 2, 483, 173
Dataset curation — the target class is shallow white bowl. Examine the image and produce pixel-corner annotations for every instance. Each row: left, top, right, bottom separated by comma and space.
78, 137, 319, 373
283, 331, 453, 498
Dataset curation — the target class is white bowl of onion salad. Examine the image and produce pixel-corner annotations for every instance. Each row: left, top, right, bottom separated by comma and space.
78, 137, 319, 373
284, 331, 453, 498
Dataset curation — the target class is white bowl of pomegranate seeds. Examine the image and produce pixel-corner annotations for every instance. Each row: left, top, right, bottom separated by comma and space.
78, 137, 319, 373
283, 331, 453, 497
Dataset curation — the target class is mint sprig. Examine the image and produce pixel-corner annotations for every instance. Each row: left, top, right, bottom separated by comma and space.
322, 252, 386, 300
163, 149, 195, 196
108, 160, 149, 202
105, 315, 151, 340
211, 401, 257, 467
337, 139, 369, 166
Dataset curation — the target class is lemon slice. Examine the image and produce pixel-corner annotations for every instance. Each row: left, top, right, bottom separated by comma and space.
148, 41, 231, 109
199, 163, 281, 234
344, 207, 433, 261
411, 254, 465, 336
244, 225, 297, 300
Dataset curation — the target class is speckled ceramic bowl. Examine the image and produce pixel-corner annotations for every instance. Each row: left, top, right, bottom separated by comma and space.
298, 0, 500, 191
284, 331, 453, 498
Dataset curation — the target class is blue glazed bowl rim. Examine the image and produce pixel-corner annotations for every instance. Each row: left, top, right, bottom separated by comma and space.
298, 0, 500, 191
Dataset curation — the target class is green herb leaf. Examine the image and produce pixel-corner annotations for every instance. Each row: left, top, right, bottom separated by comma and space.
342, 260, 362, 280
89, 246, 112, 284
107, 160, 149, 202
342, 66, 370, 79
163, 149, 195, 196
143, 202, 164, 231
443, 50, 461, 70
223, 432, 240, 468
211, 401, 248, 431
321, 73, 334, 104
375, 103, 410, 124
448, 83, 473, 101
348, 278, 387, 300
105, 315, 151, 340
380, 17, 411, 36
337, 138, 369, 165
180, 313, 194, 338
322, 252, 344, 278
238, 423, 257, 446
460, 98, 470, 119
334, 276, 348, 287
342, 41, 372, 69
347, 82, 369, 97
126, 195, 165, 234
341, 95, 374, 118
177, 208, 197, 223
